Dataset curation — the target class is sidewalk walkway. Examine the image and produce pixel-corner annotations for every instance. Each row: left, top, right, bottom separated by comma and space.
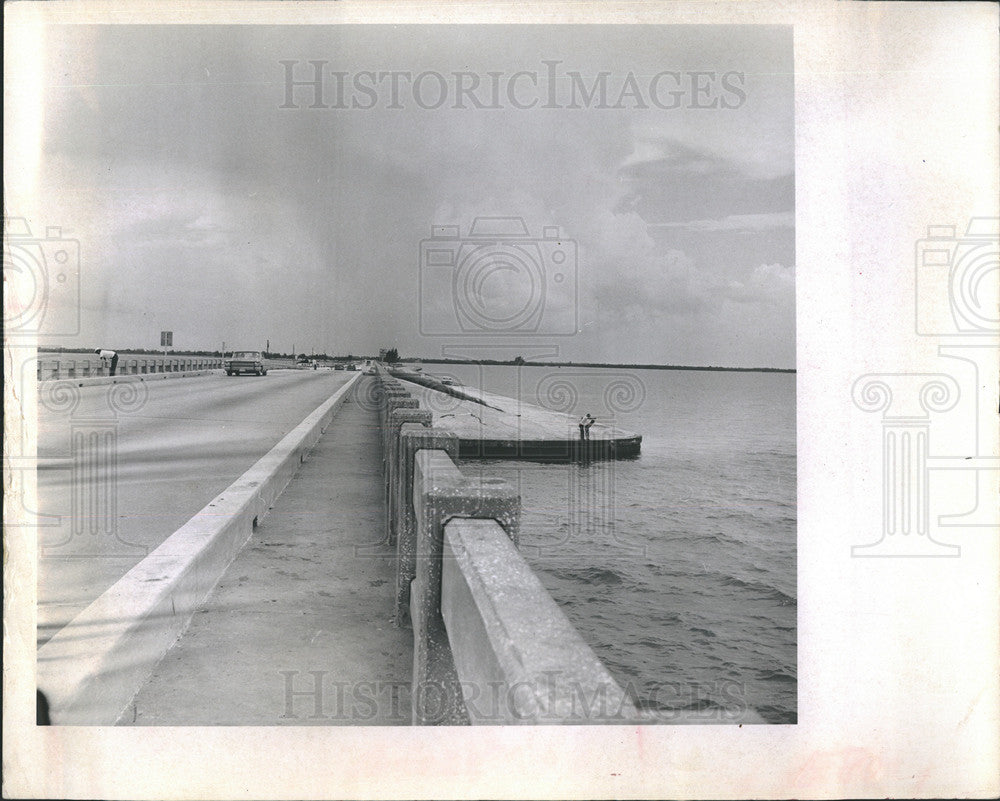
128, 379, 412, 725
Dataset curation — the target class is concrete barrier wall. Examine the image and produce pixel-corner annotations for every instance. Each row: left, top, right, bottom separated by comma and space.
372, 366, 637, 726
37, 372, 361, 724
37, 355, 225, 380
37, 369, 223, 390
442, 518, 637, 724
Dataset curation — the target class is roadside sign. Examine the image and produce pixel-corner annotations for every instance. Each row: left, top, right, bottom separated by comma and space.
160, 331, 173, 347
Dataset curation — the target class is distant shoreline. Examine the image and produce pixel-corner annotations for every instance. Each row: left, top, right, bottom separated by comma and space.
402, 358, 795, 374
37, 347, 794, 373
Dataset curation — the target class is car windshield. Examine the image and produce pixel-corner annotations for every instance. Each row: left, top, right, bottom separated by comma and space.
231, 352, 260, 358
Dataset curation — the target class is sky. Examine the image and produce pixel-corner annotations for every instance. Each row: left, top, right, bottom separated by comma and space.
25, 24, 794, 367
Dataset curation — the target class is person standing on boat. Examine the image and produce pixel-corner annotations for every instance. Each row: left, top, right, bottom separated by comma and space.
95, 348, 118, 376
579, 413, 596, 440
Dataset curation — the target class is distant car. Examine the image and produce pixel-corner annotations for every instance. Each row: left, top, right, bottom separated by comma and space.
225, 350, 267, 376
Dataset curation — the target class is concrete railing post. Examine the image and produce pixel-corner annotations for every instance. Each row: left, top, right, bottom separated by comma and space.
381, 391, 416, 449
386, 408, 432, 544
394, 425, 458, 626
381, 394, 417, 495
379, 383, 407, 422
380, 391, 413, 453
375, 376, 399, 424
410, 450, 520, 725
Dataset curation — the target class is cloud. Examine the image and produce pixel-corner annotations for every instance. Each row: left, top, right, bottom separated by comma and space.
35, 26, 795, 366
619, 138, 729, 177
616, 137, 794, 225
718, 262, 796, 305
581, 207, 711, 322
648, 211, 794, 232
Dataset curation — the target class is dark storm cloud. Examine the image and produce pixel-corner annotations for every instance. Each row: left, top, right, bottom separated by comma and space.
616, 138, 794, 224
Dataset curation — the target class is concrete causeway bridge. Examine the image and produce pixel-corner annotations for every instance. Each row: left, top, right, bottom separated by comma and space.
33, 362, 683, 725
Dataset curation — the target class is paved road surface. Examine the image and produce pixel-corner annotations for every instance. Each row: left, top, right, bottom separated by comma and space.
35, 370, 357, 644
128, 385, 410, 725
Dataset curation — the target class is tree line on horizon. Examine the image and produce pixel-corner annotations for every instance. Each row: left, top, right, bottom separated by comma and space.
37, 346, 793, 372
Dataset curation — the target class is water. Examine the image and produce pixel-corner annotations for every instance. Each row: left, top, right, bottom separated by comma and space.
430, 363, 796, 724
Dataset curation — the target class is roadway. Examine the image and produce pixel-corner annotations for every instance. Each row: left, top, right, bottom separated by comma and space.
35, 369, 358, 644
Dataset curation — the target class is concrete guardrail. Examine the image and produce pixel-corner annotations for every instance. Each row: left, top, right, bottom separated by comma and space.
37, 355, 226, 380
372, 365, 637, 725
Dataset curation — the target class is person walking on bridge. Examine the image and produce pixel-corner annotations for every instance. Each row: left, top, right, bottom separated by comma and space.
95, 348, 118, 376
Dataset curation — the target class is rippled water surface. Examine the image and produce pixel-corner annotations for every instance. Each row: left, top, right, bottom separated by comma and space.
434, 364, 796, 723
